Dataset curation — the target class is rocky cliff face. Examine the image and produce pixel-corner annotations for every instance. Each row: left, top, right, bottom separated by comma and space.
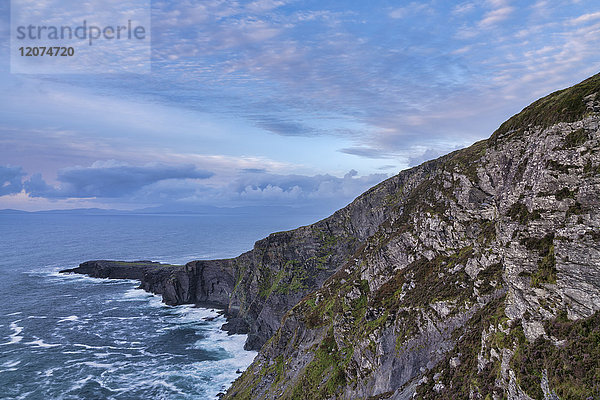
65, 74, 600, 399
224, 74, 600, 399
64, 166, 414, 346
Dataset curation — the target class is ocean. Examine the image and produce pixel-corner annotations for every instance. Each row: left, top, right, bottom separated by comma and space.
0, 212, 320, 399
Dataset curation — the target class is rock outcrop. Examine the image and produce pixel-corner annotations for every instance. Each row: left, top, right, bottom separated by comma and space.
64, 165, 414, 347
64, 73, 600, 399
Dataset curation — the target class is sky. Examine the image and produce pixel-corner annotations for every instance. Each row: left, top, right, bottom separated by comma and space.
0, 0, 599, 212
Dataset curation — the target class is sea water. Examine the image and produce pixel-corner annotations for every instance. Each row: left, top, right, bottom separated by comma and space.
0, 212, 320, 399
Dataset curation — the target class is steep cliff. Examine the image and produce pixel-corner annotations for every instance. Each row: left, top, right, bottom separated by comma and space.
64, 163, 418, 346
224, 74, 600, 399
64, 73, 600, 399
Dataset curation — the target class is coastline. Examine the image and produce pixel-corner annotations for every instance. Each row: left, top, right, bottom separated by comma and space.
60, 260, 250, 336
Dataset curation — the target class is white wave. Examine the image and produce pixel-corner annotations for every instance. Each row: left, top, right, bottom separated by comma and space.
74, 343, 117, 350
49, 269, 139, 286
25, 266, 66, 277
73, 343, 143, 351
183, 316, 258, 399
133, 378, 187, 396
196, 325, 252, 357
0, 321, 24, 346
26, 338, 61, 348
57, 315, 79, 323
2, 360, 21, 368
13, 391, 34, 400
119, 287, 167, 311
65, 374, 94, 392
122, 287, 150, 298
102, 316, 145, 321
81, 361, 117, 369
6, 312, 22, 317
176, 305, 224, 322
196, 350, 258, 399
138, 349, 174, 359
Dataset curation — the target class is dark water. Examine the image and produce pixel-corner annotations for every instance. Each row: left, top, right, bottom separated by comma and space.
0, 212, 318, 399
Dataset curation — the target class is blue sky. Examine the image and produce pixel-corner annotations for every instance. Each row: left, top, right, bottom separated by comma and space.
1, 0, 599, 212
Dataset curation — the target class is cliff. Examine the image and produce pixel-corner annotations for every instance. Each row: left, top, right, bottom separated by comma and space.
63, 161, 424, 346
63, 73, 600, 399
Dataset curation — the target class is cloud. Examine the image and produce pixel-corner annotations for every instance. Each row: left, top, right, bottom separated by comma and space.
3, 0, 600, 212
127, 169, 389, 211
255, 117, 317, 136
339, 147, 392, 159
453, 2, 476, 15
241, 168, 268, 173
389, 2, 432, 19
408, 148, 451, 167
15, 158, 387, 211
226, 169, 388, 205
24, 161, 213, 199
0, 166, 25, 196
23, 173, 57, 198
246, 0, 288, 13
479, 6, 514, 28
377, 165, 397, 171
531, 0, 549, 14
569, 12, 600, 25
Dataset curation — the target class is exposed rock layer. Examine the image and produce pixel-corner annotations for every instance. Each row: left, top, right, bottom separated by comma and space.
63, 74, 600, 399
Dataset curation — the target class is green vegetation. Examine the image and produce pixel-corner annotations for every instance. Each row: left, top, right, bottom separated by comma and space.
547, 160, 577, 174
276, 261, 309, 294
224, 72, 600, 398
382, 246, 500, 307
521, 233, 557, 287
531, 245, 556, 287
224, 362, 261, 400
515, 157, 529, 181
303, 267, 370, 330
538, 187, 577, 200
290, 329, 350, 399
447, 139, 488, 182
507, 202, 541, 224
490, 73, 600, 144
583, 160, 600, 175
416, 298, 600, 400
512, 311, 600, 399
258, 265, 276, 298
566, 202, 584, 218
585, 230, 600, 241
114, 261, 181, 267
414, 295, 508, 399
257, 227, 361, 300
233, 263, 247, 292
304, 294, 336, 329
384, 188, 404, 207
394, 309, 420, 351
555, 187, 576, 201
562, 128, 588, 148
266, 355, 286, 388
477, 219, 497, 245
259, 260, 311, 298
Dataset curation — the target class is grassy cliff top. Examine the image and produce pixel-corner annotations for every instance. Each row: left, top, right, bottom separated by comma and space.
491, 72, 600, 143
